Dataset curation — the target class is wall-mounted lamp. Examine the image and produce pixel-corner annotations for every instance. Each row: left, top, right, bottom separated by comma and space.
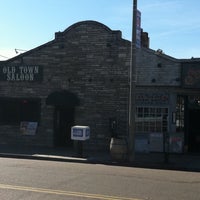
15, 48, 27, 54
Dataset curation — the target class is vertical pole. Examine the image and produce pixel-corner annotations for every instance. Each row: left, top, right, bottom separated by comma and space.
128, 0, 137, 162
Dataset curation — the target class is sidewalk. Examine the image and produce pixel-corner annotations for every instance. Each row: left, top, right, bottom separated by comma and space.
0, 144, 110, 164
134, 152, 200, 172
0, 144, 200, 172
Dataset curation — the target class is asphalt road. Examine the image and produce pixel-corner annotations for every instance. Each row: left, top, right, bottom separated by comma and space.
0, 157, 199, 200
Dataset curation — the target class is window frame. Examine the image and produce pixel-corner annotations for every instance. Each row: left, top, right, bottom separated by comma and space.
135, 106, 169, 133
0, 98, 41, 125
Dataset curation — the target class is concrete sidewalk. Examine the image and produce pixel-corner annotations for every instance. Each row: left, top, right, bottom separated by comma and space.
0, 144, 200, 172
0, 144, 110, 164
134, 152, 200, 172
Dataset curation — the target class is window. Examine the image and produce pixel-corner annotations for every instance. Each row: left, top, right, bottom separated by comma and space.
0, 98, 41, 124
136, 107, 168, 133
176, 96, 185, 132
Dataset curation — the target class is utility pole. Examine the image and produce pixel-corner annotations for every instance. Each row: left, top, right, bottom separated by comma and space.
128, 0, 137, 162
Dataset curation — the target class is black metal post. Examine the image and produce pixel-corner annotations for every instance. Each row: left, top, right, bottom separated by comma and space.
163, 132, 169, 163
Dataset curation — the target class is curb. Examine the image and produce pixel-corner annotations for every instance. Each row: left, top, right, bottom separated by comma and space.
0, 153, 88, 164
0, 153, 200, 172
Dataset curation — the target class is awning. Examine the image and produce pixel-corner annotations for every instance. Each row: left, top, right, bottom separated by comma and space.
46, 90, 80, 107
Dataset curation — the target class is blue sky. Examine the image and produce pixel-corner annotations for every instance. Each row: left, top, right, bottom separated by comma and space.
1, 0, 200, 60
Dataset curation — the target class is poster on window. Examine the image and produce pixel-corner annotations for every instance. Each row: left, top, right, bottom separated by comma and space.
169, 134, 184, 153
20, 121, 38, 135
149, 133, 163, 152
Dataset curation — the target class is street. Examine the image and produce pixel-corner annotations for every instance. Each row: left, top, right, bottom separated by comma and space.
0, 157, 199, 200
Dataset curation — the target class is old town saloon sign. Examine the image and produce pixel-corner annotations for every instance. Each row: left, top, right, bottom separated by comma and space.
0, 65, 43, 81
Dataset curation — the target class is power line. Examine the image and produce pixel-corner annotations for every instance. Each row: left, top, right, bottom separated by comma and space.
0, 54, 9, 59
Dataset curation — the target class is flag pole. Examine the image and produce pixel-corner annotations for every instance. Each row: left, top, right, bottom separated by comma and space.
128, 0, 137, 162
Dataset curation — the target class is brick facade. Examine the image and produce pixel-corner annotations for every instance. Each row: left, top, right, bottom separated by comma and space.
0, 20, 199, 153
0, 21, 131, 150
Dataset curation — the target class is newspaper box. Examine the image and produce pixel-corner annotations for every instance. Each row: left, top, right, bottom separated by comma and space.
71, 126, 90, 141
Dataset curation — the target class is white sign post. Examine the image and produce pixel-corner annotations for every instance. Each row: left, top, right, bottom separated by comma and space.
71, 126, 90, 140
71, 126, 90, 157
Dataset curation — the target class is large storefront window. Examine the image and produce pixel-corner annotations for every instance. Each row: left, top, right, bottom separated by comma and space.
0, 98, 41, 124
136, 107, 168, 133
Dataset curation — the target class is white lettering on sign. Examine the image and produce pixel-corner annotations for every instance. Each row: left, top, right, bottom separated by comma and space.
73, 128, 83, 137
1, 66, 41, 81
7, 73, 34, 81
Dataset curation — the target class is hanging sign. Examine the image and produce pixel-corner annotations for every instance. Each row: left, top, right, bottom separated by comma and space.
136, 10, 141, 48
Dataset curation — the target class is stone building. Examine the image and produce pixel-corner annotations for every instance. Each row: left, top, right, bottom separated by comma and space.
0, 21, 131, 151
0, 20, 200, 153
135, 49, 200, 153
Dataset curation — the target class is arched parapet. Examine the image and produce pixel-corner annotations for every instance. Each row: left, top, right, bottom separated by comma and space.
55, 20, 122, 41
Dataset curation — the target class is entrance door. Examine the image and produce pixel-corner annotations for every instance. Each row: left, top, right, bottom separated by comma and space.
54, 107, 74, 147
188, 109, 200, 152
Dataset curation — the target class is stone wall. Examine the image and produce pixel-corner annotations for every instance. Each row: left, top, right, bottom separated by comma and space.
136, 48, 181, 86
0, 20, 186, 151
0, 21, 131, 149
